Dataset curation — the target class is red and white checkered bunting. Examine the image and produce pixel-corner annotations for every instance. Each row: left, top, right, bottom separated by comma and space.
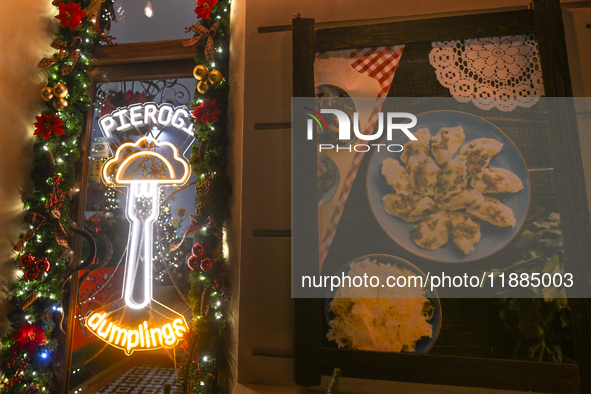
350, 46, 404, 97
318, 45, 404, 269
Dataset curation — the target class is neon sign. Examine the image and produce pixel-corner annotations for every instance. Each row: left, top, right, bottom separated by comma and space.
83, 103, 194, 355
98, 102, 194, 137
85, 301, 187, 355
102, 136, 191, 310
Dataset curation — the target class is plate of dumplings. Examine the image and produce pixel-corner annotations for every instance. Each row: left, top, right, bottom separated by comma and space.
367, 111, 530, 263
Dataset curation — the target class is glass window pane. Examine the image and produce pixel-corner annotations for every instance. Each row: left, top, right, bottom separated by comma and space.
70, 78, 197, 390
106, 0, 197, 44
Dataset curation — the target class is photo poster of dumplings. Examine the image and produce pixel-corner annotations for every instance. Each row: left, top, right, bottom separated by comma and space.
315, 46, 405, 272
314, 35, 570, 300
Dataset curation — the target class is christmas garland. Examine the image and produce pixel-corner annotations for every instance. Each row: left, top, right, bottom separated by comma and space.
1, 0, 232, 393
176, 0, 232, 392
0, 1, 106, 393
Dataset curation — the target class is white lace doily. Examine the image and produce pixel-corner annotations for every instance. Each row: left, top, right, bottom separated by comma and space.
429, 34, 544, 111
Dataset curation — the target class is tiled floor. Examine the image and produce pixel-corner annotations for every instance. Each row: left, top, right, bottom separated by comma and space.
94, 365, 178, 394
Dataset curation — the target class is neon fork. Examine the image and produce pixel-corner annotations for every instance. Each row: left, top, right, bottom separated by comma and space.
123, 182, 160, 309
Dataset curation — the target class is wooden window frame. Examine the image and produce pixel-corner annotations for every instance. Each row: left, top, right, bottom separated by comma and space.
59, 40, 195, 394
292, 1, 591, 392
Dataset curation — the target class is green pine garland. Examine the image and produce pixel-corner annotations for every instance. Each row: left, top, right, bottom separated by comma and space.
1, 0, 233, 392
0, 1, 104, 393
177, 0, 232, 392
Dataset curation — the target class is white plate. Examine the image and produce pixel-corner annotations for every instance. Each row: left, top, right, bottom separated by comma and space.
367, 111, 530, 263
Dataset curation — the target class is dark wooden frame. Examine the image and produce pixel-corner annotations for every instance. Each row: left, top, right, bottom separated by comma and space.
57, 40, 194, 394
292, 1, 591, 392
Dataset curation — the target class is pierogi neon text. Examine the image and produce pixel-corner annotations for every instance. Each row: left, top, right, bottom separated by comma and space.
99, 102, 194, 137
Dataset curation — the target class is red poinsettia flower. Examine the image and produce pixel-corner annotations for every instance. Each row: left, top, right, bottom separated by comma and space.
34, 112, 66, 140
55, 2, 86, 30
194, 0, 218, 20
192, 99, 221, 123
123, 90, 147, 105
11, 322, 47, 355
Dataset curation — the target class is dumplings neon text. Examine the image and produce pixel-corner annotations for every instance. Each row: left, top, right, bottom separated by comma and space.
86, 312, 188, 355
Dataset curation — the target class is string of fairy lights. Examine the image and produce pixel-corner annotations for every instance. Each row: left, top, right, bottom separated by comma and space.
174, 0, 233, 391
154, 190, 184, 283
1, 1, 104, 392
104, 187, 119, 212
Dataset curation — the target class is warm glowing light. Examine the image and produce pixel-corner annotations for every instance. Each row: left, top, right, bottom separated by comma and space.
102, 136, 191, 186
86, 312, 188, 355
222, 228, 229, 259
144, 1, 153, 17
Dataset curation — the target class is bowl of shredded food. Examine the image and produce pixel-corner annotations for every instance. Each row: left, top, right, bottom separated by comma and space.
326, 254, 441, 353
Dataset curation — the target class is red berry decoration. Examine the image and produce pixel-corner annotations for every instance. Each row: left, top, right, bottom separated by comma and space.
24, 268, 39, 281
200, 257, 213, 272
187, 255, 201, 271
192, 243, 205, 258
19, 254, 36, 268
36, 258, 51, 273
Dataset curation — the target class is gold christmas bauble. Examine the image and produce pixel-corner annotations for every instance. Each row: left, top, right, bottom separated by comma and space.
52, 84, 68, 98
53, 98, 68, 110
197, 80, 210, 94
208, 70, 223, 85
193, 65, 209, 81
40, 87, 54, 101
